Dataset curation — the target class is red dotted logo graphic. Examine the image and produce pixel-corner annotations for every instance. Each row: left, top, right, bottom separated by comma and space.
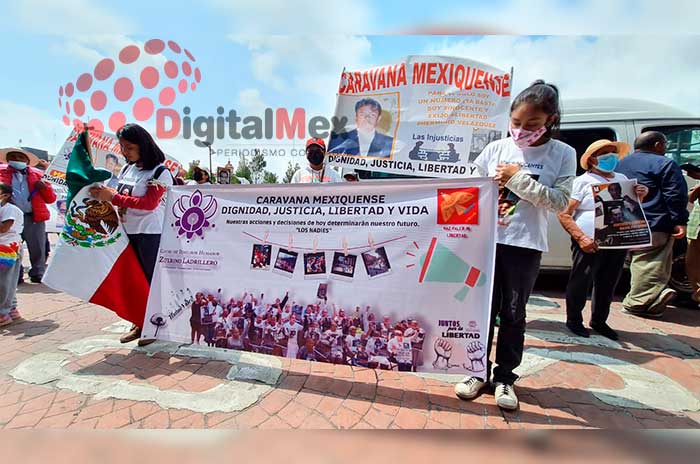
58, 38, 201, 133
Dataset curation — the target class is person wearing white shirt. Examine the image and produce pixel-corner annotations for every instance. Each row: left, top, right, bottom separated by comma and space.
457, 80, 577, 412
254, 302, 268, 319
89, 123, 173, 346
404, 320, 425, 371
387, 330, 413, 371
283, 315, 303, 359
222, 310, 234, 332
262, 317, 280, 354
323, 323, 344, 363
226, 327, 245, 350
291, 138, 343, 184
344, 326, 362, 360
280, 305, 292, 324
558, 139, 648, 341
0, 183, 24, 326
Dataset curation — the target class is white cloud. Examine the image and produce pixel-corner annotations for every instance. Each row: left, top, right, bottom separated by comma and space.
212, 0, 374, 111
237, 88, 268, 116
7, 0, 135, 36
5, 1, 165, 73
407, 0, 700, 35
0, 101, 67, 153
209, 0, 375, 35
231, 34, 372, 114
424, 35, 700, 115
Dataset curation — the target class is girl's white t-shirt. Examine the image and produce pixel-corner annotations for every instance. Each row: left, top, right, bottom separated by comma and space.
571, 171, 629, 238
474, 138, 576, 252
0, 202, 23, 245
116, 163, 173, 235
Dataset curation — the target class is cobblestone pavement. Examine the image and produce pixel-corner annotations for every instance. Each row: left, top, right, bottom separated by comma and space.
1, 283, 699, 429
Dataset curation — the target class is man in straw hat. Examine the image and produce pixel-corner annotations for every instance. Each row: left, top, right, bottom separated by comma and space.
558, 139, 648, 339
616, 131, 688, 317
0, 148, 56, 283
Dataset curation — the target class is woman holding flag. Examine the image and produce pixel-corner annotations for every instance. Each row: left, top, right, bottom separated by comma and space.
89, 123, 173, 345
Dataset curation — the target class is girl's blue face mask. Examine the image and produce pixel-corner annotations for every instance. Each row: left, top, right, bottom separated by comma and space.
595, 153, 618, 173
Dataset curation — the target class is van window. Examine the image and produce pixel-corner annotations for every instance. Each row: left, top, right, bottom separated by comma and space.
556, 127, 618, 175
643, 125, 700, 166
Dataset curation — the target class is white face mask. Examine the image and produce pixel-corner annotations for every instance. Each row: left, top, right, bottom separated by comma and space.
509, 126, 547, 149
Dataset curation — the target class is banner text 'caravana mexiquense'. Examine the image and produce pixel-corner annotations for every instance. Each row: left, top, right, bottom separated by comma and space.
338, 60, 511, 97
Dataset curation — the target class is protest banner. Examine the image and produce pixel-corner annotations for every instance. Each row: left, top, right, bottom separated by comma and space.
44, 128, 182, 232
326, 56, 512, 178
143, 178, 497, 375
593, 180, 652, 249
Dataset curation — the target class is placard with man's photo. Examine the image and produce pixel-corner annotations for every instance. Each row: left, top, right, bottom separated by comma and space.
592, 180, 651, 249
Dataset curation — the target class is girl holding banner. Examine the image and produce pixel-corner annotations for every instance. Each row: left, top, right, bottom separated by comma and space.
557, 140, 648, 340
455, 80, 577, 411
88, 124, 174, 345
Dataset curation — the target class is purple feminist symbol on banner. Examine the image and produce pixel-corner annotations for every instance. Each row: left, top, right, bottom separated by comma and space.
172, 190, 217, 241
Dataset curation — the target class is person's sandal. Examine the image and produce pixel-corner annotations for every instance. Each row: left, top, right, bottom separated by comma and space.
137, 338, 156, 347
120, 325, 142, 343
9, 308, 23, 321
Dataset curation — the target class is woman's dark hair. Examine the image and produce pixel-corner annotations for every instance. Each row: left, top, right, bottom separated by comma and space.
193, 166, 210, 183
0, 182, 12, 196
116, 123, 166, 170
511, 79, 561, 137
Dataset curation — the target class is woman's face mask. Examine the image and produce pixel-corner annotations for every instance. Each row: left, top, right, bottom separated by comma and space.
594, 153, 619, 173
8, 160, 28, 170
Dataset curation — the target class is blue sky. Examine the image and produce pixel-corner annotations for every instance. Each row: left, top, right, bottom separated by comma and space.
0, 0, 698, 177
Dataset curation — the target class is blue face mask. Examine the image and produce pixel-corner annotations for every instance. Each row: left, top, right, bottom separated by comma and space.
595, 154, 618, 173
8, 160, 28, 171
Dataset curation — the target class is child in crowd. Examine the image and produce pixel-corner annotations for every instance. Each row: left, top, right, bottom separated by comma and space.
0, 183, 24, 326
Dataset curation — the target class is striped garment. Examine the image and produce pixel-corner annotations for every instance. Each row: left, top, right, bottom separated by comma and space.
0, 242, 19, 268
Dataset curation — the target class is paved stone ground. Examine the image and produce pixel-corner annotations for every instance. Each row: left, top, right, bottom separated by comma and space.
1, 282, 699, 429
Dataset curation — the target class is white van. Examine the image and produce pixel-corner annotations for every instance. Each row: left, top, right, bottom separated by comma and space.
349, 98, 700, 294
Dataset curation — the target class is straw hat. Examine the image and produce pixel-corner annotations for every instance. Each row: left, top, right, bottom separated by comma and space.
580, 139, 631, 170
0, 147, 40, 167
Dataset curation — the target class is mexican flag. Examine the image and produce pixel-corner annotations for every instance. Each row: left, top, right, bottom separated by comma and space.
43, 130, 150, 326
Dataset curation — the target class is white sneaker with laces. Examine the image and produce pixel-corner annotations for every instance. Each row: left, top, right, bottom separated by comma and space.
454, 376, 486, 400
494, 382, 518, 410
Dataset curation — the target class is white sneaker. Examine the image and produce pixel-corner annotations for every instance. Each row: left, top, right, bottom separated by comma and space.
647, 288, 676, 316
494, 382, 518, 410
454, 376, 486, 400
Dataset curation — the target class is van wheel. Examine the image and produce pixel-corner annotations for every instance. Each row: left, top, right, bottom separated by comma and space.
669, 253, 693, 295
